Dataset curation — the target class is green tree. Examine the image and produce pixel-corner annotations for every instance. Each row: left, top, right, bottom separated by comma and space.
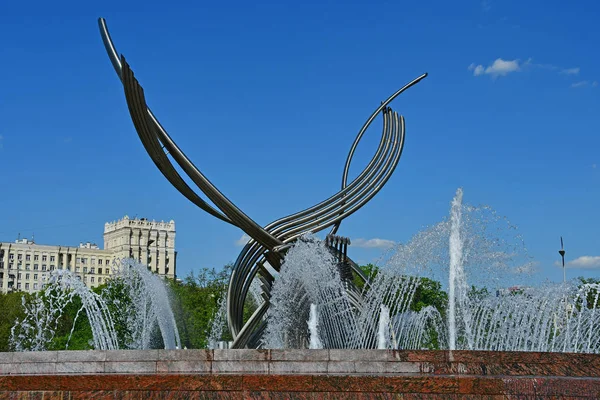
169, 266, 231, 348
411, 277, 448, 316
0, 292, 29, 351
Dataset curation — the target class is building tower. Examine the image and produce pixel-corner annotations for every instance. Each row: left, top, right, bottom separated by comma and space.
103, 216, 176, 279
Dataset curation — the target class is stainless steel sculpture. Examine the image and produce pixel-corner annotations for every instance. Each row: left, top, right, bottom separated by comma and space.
98, 17, 427, 348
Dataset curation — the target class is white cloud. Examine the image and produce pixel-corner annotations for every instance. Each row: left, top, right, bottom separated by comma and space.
561, 67, 580, 75
235, 233, 251, 246
556, 256, 600, 269
536, 64, 580, 75
469, 60, 592, 85
468, 63, 485, 76
468, 58, 522, 78
568, 256, 600, 269
351, 238, 396, 249
570, 80, 598, 88
571, 81, 590, 88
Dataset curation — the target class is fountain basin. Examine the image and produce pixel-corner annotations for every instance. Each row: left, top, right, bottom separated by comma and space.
1, 349, 599, 398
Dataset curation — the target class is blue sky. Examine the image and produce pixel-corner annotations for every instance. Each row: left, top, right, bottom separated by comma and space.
0, 0, 598, 285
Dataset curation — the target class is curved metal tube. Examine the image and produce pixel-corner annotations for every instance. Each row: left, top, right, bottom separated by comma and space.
331, 72, 427, 235
99, 19, 234, 225
100, 19, 281, 249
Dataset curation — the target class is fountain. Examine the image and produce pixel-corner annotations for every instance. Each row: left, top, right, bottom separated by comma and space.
5, 189, 598, 398
257, 188, 600, 353
9, 259, 180, 351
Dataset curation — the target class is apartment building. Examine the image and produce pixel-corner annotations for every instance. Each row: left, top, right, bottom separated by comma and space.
0, 216, 176, 293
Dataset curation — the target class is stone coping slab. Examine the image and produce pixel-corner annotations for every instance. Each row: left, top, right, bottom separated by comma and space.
0, 349, 599, 377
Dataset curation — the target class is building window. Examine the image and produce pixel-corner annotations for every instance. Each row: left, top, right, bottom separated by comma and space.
33, 283, 38, 290
17, 283, 21, 289
25, 283, 29, 290
98, 277, 103, 283
26, 273, 30, 279
75, 267, 80, 273
91, 277, 95, 283
25, 264, 30, 270
41, 265, 46, 271
9, 254, 14, 260
34, 255, 39, 261
50, 256, 55, 262
50, 266, 54, 271
9, 263, 13, 269
82, 258, 87, 264
17, 254, 22, 260
34, 264, 39, 270
91, 258, 96, 265
34, 274, 38, 280
18, 273, 22, 279
98, 268, 103, 275
76, 258, 81, 264
42, 255, 47, 262
26, 255, 31, 261
90, 268, 95, 274
83, 267, 88, 273
98, 259, 103, 265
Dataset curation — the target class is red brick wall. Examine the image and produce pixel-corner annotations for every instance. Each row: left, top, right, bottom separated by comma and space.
1, 349, 600, 398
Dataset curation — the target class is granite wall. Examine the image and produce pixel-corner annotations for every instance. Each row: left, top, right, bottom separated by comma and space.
1, 349, 599, 399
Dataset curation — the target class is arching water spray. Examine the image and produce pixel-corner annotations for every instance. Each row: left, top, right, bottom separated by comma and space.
11, 259, 180, 351
10, 270, 119, 351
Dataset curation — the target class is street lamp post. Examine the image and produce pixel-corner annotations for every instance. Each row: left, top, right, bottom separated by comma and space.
559, 236, 566, 284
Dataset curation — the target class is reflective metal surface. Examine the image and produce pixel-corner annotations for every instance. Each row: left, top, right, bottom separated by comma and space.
98, 17, 427, 348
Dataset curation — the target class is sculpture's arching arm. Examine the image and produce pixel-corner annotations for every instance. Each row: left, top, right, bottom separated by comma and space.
100, 18, 282, 249
98, 18, 234, 225
118, 56, 282, 249
330, 72, 427, 235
